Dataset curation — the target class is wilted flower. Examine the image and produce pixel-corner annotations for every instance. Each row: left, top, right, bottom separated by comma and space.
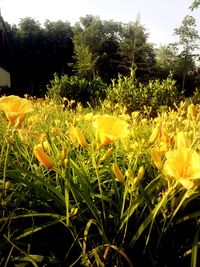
93, 115, 129, 146
34, 146, 55, 169
0, 95, 32, 127
164, 148, 200, 189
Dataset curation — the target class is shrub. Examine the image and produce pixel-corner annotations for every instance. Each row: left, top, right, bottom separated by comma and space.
46, 73, 107, 106
105, 69, 181, 115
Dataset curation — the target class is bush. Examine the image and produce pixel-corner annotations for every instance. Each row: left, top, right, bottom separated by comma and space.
105, 69, 181, 115
46, 73, 107, 106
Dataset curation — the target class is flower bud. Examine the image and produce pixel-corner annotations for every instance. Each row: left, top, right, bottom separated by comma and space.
5, 181, 12, 190
100, 148, 114, 161
34, 146, 55, 169
137, 166, 145, 180
112, 163, 125, 183
71, 128, 88, 148
148, 124, 161, 145
176, 131, 188, 149
150, 148, 163, 170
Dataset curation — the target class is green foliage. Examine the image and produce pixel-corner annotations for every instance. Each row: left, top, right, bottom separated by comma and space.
5, 14, 198, 95
173, 15, 200, 90
156, 44, 179, 73
190, 0, 200, 10
106, 69, 181, 114
1, 96, 200, 266
73, 38, 98, 79
47, 73, 107, 105
190, 87, 200, 104
118, 18, 156, 75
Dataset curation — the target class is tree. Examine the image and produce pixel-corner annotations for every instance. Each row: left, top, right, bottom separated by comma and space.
190, 0, 200, 10
44, 20, 74, 74
73, 38, 98, 79
174, 15, 200, 90
156, 44, 179, 73
6, 17, 45, 94
118, 17, 156, 79
6, 18, 74, 95
73, 15, 122, 82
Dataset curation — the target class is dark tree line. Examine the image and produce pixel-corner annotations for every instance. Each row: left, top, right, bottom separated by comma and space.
3, 14, 200, 97
5, 18, 74, 95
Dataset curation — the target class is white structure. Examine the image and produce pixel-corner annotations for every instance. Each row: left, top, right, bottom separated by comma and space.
0, 66, 11, 87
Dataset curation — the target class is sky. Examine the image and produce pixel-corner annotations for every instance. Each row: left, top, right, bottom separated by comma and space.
0, 0, 199, 46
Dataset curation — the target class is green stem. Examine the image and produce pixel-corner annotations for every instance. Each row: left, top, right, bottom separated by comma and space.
3, 142, 10, 200
93, 155, 107, 232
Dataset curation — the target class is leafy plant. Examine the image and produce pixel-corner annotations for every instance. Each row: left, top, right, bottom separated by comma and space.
0, 95, 200, 266
47, 73, 107, 106
106, 69, 181, 115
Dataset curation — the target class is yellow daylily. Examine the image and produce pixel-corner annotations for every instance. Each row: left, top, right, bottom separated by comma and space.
0, 95, 33, 127
34, 146, 55, 169
70, 127, 88, 148
164, 148, 200, 189
112, 163, 125, 183
84, 112, 93, 122
176, 131, 188, 149
187, 103, 196, 119
148, 124, 161, 145
150, 148, 163, 170
93, 114, 129, 146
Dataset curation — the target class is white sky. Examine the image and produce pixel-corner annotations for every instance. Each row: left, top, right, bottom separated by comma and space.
0, 0, 200, 46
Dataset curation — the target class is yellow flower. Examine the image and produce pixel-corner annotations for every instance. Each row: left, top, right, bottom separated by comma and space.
37, 141, 51, 153
148, 124, 161, 145
137, 166, 145, 180
164, 148, 200, 189
34, 146, 55, 169
150, 148, 163, 170
112, 163, 125, 183
54, 119, 61, 127
131, 111, 140, 119
93, 115, 129, 145
0, 95, 32, 127
176, 131, 188, 149
27, 115, 38, 125
187, 103, 196, 119
70, 127, 88, 148
98, 132, 112, 146
84, 112, 93, 122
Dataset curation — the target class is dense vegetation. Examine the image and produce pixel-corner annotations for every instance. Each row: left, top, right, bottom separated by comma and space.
2, 9, 200, 99
1, 95, 200, 266
1, 2, 200, 267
